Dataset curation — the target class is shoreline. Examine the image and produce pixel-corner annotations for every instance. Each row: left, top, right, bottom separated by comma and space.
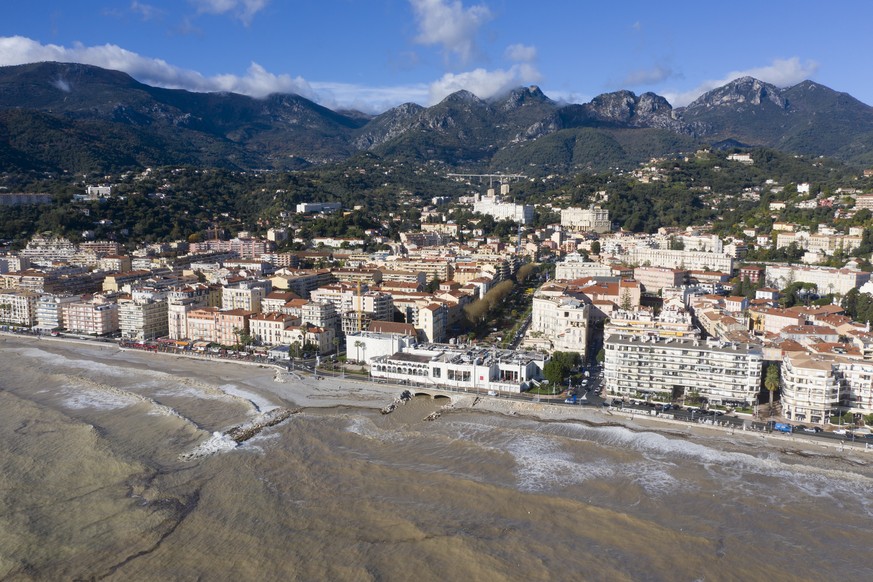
4, 332, 872, 465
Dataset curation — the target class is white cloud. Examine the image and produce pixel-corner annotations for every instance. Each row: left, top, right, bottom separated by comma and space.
130, 1, 162, 21
0, 36, 315, 99
428, 63, 541, 103
504, 43, 537, 63
190, 0, 269, 25
663, 57, 819, 107
409, 0, 492, 65
310, 82, 430, 113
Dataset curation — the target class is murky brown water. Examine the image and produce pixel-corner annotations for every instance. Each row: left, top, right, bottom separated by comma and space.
2, 342, 872, 581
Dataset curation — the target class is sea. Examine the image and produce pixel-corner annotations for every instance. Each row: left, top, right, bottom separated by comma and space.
1, 339, 873, 581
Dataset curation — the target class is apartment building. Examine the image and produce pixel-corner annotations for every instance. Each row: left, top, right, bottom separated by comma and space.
216, 309, 254, 347
765, 265, 871, 295
0, 290, 39, 327
186, 307, 220, 344
35, 294, 81, 331
633, 266, 687, 293
554, 255, 613, 280
781, 352, 873, 425
416, 303, 448, 343
604, 334, 763, 406
167, 284, 220, 340
249, 312, 298, 346
530, 289, 590, 357
222, 282, 269, 312
560, 206, 611, 233
613, 247, 734, 273
63, 296, 120, 336
118, 293, 169, 341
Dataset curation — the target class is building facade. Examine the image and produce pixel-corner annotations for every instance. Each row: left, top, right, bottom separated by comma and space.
604, 334, 763, 406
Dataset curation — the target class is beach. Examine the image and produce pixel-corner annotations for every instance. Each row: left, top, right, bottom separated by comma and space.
2, 334, 873, 581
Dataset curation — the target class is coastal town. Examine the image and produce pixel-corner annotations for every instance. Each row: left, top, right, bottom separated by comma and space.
4, 155, 873, 439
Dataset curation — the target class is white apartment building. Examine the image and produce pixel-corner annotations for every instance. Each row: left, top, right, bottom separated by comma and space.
21, 235, 78, 266
604, 335, 763, 406
530, 291, 590, 357
775, 231, 862, 256
781, 353, 873, 425
222, 282, 269, 312
554, 255, 613, 280
119, 294, 169, 341
416, 303, 448, 343
472, 184, 534, 225
0, 290, 39, 327
281, 324, 335, 355
605, 307, 700, 340
35, 294, 81, 331
614, 246, 734, 273
249, 312, 297, 346
765, 265, 871, 295
560, 206, 611, 233
301, 301, 338, 332
311, 285, 393, 335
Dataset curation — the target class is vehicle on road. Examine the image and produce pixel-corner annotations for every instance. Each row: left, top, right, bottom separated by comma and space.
771, 422, 793, 433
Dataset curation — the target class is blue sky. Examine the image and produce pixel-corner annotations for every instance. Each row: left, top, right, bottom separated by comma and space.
1, 1, 871, 113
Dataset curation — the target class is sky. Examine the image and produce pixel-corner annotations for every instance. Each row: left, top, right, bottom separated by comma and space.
1, 1, 872, 114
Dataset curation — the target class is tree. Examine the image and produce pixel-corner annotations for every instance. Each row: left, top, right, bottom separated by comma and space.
590, 241, 601, 255
543, 351, 581, 388
764, 364, 780, 412
354, 339, 365, 362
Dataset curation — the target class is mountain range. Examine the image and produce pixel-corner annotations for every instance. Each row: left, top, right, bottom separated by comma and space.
1, 61, 872, 174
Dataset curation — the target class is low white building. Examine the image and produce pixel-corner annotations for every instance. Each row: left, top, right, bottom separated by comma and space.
345, 329, 418, 364
370, 344, 546, 393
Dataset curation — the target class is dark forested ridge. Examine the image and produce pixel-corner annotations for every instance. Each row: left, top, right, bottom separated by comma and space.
2, 62, 873, 175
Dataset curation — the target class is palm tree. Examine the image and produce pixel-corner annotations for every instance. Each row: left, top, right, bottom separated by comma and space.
764, 364, 780, 415
354, 340, 365, 362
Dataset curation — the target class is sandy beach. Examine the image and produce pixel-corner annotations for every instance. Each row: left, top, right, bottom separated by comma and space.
5, 332, 871, 468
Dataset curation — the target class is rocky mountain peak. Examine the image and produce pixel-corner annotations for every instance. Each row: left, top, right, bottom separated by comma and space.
685, 76, 787, 110
495, 85, 553, 111
439, 90, 484, 106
